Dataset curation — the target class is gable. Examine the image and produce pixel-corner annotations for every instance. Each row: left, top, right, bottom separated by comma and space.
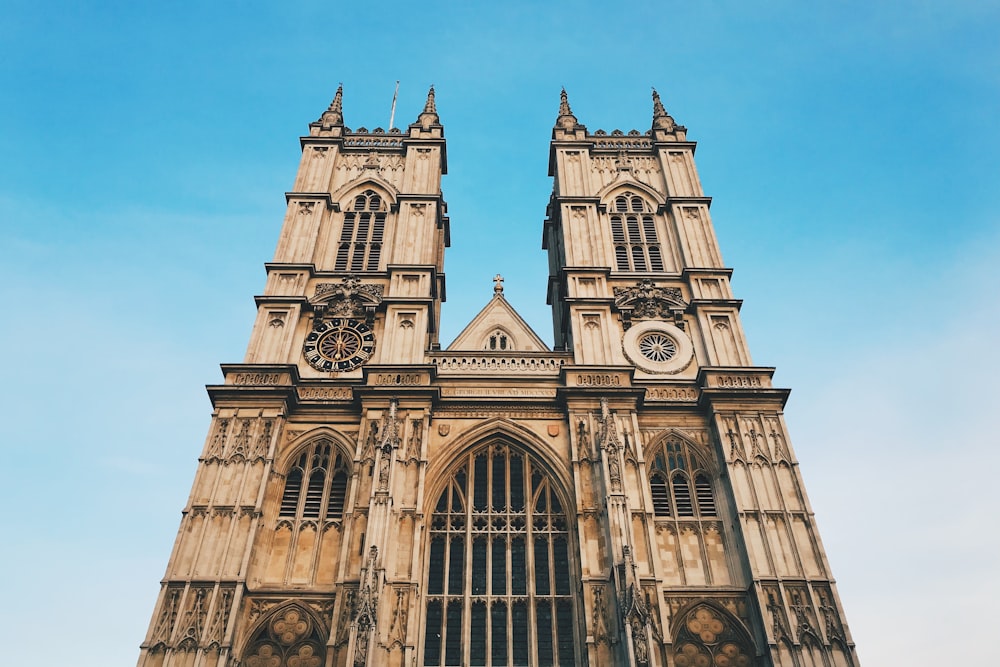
445, 294, 550, 352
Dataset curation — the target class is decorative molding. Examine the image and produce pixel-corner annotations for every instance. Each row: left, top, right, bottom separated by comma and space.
310, 276, 384, 325
614, 279, 687, 331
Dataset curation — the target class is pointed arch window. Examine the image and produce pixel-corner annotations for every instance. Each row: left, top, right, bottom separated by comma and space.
609, 193, 664, 272
335, 189, 387, 272
242, 605, 327, 667
649, 440, 717, 519
424, 444, 578, 667
278, 438, 351, 523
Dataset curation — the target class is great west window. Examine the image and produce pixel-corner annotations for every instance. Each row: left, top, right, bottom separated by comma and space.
424, 443, 577, 667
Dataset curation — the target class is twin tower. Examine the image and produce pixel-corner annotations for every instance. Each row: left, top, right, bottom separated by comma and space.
137, 87, 859, 667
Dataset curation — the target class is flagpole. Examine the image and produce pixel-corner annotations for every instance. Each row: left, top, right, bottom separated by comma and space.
389, 80, 400, 130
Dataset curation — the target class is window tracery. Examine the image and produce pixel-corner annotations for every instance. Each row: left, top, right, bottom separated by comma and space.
335, 189, 387, 272
485, 328, 514, 351
278, 438, 350, 523
609, 193, 664, 272
423, 443, 577, 667
242, 605, 326, 667
649, 440, 717, 518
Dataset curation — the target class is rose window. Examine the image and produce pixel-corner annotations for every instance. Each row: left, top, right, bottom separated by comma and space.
638, 331, 677, 362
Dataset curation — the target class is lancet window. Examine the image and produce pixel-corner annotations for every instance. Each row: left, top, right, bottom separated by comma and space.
423, 443, 577, 667
486, 329, 513, 351
335, 189, 387, 272
609, 193, 664, 272
649, 439, 717, 519
278, 438, 350, 523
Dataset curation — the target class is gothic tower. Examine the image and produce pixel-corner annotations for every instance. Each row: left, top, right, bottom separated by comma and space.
137, 88, 859, 667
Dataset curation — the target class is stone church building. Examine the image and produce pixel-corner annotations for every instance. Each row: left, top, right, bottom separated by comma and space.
137, 87, 859, 667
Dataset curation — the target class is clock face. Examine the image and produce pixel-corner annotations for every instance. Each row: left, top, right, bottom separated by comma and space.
303, 318, 376, 372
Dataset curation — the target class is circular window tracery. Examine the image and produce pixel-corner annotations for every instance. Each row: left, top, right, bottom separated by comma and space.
638, 331, 678, 362
622, 321, 693, 374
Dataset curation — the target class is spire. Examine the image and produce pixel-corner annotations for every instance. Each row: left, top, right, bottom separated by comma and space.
555, 87, 579, 130
318, 84, 344, 127
415, 85, 440, 128
651, 87, 685, 133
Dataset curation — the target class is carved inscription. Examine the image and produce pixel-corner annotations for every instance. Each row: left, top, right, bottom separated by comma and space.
712, 375, 764, 388
231, 372, 285, 386
298, 387, 352, 400
373, 373, 424, 386
645, 387, 699, 401
576, 373, 623, 387
440, 387, 558, 398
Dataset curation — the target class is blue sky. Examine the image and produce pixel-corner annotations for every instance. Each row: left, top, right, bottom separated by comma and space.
2, 2, 998, 664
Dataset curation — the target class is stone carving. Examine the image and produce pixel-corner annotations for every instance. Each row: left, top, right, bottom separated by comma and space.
253, 419, 273, 460
388, 587, 409, 648
335, 589, 356, 647
817, 588, 844, 641
311, 276, 384, 325
406, 419, 422, 461
613, 279, 687, 331
177, 587, 209, 647
248, 599, 278, 625
744, 421, 770, 462
577, 418, 594, 461
378, 399, 401, 453
766, 418, 791, 463
229, 418, 252, 461
362, 422, 379, 462
208, 418, 229, 460
592, 585, 610, 644
205, 587, 232, 646
597, 398, 623, 491
723, 418, 746, 462
789, 588, 818, 637
353, 546, 381, 666
765, 588, 789, 641
151, 587, 182, 645
618, 547, 650, 664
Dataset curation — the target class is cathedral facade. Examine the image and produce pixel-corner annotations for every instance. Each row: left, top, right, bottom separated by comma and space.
137, 87, 859, 667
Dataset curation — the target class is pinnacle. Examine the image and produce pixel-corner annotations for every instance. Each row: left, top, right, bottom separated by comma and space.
317, 84, 344, 127
652, 88, 666, 117
415, 84, 440, 127
559, 88, 573, 116
555, 87, 578, 129
423, 85, 437, 114
651, 87, 684, 132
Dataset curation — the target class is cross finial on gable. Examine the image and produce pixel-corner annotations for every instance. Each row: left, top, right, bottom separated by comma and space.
493, 274, 504, 295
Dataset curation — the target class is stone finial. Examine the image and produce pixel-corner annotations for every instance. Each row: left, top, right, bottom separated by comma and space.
555, 87, 579, 129
318, 84, 344, 127
493, 273, 504, 295
416, 85, 440, 128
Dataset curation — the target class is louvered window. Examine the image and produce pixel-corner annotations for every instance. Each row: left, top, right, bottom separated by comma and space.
424, 445, 578, 667
277, 439, 351, 523
335, 189, 387, 272
649, 441, 717, 519
610, 193, 665, 272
